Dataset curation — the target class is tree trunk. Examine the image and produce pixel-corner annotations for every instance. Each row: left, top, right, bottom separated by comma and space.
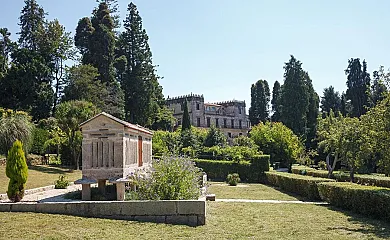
350, 167, 355, 183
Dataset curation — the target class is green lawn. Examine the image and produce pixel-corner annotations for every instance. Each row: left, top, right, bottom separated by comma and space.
208, 182, 302, 200
0, 165, 81, 194
0, 202, 389, 239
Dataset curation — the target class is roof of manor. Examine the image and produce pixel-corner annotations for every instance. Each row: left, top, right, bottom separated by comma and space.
79, 112, 153, 135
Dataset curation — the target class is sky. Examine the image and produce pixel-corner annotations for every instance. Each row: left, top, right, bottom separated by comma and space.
2, 0, 390, 109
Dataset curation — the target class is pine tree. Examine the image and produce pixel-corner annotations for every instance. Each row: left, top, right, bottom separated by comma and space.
280, 55, 309, 137
271, 80, 282, 122
249, 79, 270, 125
74, 2, 124, 118
320, 86, 341, 117
117, 2, 165, 126
182, 99, 191, 131
6, 140, 28, 202
345, 58, 371, 117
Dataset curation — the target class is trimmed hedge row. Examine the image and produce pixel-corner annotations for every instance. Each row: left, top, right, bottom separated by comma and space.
194, 155, 270, 182
292, 166, 390, 188
265, 172, 335, 200
318, 182, 390, 221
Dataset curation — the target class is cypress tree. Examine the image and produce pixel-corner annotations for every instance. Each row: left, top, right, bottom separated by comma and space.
304, 72, 319, 149
320, 86, 341, 117
6, 140, 28, 202
182, 99, 191, 131
271, 80, 282, 122
249, 79, 270, 125
280, 55, 309, 137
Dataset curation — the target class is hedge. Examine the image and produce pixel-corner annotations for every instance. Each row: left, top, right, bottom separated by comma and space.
194, 154, 270, 182
292, 166, 390, 188
318, 182, 390, 221
265, 172, 335, 200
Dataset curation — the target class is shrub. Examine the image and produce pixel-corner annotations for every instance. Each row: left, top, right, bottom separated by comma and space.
318, 182, 390, 221
250, 122, 303, 170
54, 175, 69, 189
30, 127, 49, 155
265, 172, 335, 200
135, 156, 202, 200
194, 155, 270, 182
226, 173, 240, 186
204, 125, 227, 147
318, 161, 327, 170
6, 140, 28, 202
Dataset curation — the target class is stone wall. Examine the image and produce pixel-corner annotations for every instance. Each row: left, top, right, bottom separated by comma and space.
0, 200, 206, 226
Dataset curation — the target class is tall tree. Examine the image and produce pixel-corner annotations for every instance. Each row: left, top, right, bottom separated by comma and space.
74, 2, 124, 118
370, 66, 388, 106
271, 80, 282, 122
249, 79, 270, 125
320, 86, 341, 117
117, 2, 165, 126
304, 72, 319, 149
345, 58, 371, 117
182, 99, 191, 131
280, 55, 309, 137
0, 28, 12, 78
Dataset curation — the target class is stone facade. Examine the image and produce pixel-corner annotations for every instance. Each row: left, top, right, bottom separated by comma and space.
166, 94, 250, 138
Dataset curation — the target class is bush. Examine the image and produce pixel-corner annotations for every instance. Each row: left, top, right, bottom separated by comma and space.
250, 122, 304, 169
54, 175, 69, 189
265, 172, 335, 200
135, 156, 202, 200
6, 140, 28, 202
226, 173, 240, 186
318, 182, 390, 221
30, 127, 49, 155
194, 155, 270, 182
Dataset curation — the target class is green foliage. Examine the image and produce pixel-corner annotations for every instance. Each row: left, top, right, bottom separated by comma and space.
135, 156, 202, 200
151, 106, 175, 131
370, 66, 388, 107
345, 58, 371, 117
226, 173, 240, 186
318, 182, 390, 221
6, 140, 28, 202
304, 72, 319, 149
320, 86, 341, 117
249, 79, 270, 125
0, 109, 34, 154
54, 175, 69, 189
30, 127, 49, 155
250, 121, 303, 170
55, 100, 98, 169
265, 172, 335, 200
194, 155, 270, 182
204, 125, 227, 147
271, 80, 282, 122
232, 135, 256, 148
280, 55, 309, 137
118, 2, 165, 127
152, 130, 180, 156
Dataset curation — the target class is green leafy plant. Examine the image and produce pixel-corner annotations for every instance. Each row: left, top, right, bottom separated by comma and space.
226, 173, 240, 186
134, 156, 202, 200
6, 140, 28, 202
54, 175, 69, 189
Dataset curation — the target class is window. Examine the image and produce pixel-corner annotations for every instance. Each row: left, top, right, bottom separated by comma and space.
239, 107, 242, 114
224, 119, 227, 128
239, 133, 243, 136
216, 118, 219, 127
196, 103, 200, 110
228, 132, 232, 138
181, 104, 183, 111
239, 120, 242, 129
197, 117, 201, 127
207, 117, 211, 127
231, 119, 234, 128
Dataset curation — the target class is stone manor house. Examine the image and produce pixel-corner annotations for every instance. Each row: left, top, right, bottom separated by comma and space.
166, 93, 251, 138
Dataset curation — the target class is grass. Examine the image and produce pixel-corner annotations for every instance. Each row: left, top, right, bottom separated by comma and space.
0, 165, 81, 194
208, 182, 302, 200
0, 202, 390, 239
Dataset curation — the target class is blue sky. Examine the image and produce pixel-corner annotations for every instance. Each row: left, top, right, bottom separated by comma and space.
2, 0, 390, 108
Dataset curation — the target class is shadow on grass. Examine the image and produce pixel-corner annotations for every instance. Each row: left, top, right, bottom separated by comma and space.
325, 205, 390, 239
29, 165, 74, 175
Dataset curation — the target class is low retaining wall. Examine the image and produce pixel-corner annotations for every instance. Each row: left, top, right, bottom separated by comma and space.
0, 200, 206, 226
